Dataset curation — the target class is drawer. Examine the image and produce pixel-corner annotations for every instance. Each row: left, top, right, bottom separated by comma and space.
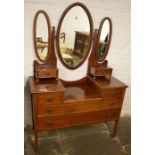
95, 67, 112, 77
36, 69, 57, 78
102, 99, 123, 109
37, 109, 120, 130
37, 105, 72, 116
36, 92, 63, 106
37, 100, 104, 116
102, 88, 124, 100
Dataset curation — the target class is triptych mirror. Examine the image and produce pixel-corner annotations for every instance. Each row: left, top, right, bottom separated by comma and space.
33, 2, 112, 73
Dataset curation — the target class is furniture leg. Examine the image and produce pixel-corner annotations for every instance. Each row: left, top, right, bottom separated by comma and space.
30, 95, 34, 129
34, 130, 38, 153
112, 119, 119, 138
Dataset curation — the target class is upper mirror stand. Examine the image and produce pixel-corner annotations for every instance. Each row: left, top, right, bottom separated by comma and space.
34, 27, 58, 81
88, 29, 113, 79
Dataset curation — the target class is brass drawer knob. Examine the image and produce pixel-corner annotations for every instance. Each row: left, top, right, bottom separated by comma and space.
111, 91, 116, 97
47, 109, 53, 113
109, 102, 114, 106
47, 97, 53, 102
107, 113, 112, 118
47, 120, 53, 126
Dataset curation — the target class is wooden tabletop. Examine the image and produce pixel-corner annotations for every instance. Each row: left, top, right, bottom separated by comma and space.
29, 76, 65, 93
63, 83, 101, 102
29, 76, 127, 95
88, 76, 128, 89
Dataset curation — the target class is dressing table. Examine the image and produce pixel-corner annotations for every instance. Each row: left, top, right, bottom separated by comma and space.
29, 2, 127, 151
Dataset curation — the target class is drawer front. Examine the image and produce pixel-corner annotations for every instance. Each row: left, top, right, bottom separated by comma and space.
102, 99, 123, 109
36, 93, 63, 106
102, 88, 124, 100
37, 100, 104, 116
37, 109, 120, 130
37, 105, 72, 116
95, 68, 112, 76
36, 69, 57, 78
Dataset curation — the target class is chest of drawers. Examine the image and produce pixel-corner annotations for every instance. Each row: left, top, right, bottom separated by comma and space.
29, 75, 127, 150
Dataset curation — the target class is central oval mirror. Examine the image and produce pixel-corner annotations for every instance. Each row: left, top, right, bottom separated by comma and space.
33, 10, 51, 62
56, 3, 93, 69
97, 17, 112, 62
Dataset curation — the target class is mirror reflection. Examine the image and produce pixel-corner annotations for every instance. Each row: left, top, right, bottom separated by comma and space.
98, 19, 111, 62
36, 13, 49, 61
59, 6, 90, 68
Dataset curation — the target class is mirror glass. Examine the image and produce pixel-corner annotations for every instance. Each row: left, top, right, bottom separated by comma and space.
35, 13, 49, 61
59, 6, 91, 68
98, 19, 111, 62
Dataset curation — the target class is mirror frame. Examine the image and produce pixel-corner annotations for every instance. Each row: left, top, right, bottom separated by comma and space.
97, 17, 112, 62
33, 10, 51, 62
56, 2, 94, 70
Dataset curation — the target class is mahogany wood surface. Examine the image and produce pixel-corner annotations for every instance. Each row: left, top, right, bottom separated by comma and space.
37, 100, 102, 117
36, 99, 123, 117
34, 67, 58, 78
88, 75, 128, 89
89, 66, 113, 78
63, 81, 101, 101
29, 75, 127, 150
37, 109, 120, 131
29, 76, 65, 93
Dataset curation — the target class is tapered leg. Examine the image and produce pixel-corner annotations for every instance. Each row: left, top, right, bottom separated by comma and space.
112, 119, 119, 138
34, 130, 38, 153
30, 95, 34, 129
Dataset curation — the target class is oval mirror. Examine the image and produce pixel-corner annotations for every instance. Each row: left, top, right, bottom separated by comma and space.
97, 17, 112, 62
56, 3, 93, 69
33, 10, 51, 62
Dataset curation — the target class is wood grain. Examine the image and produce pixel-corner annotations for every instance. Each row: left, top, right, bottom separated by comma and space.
37, 109, 120, 130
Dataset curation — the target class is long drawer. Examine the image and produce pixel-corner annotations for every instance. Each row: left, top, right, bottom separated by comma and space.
37, 100, 103, 116
37, 109, 120, 130
36, 98, 123, 117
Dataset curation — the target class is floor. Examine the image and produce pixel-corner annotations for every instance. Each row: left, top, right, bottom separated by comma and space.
24, 116, 131, 155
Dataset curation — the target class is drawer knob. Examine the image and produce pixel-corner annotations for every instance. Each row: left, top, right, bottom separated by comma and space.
47, 109, 53, 113
109, 102, 114, 106
47, 120, 53, 126
112, 91, 116, 97
107, 113, 112, 118
47, 97, 53, 102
